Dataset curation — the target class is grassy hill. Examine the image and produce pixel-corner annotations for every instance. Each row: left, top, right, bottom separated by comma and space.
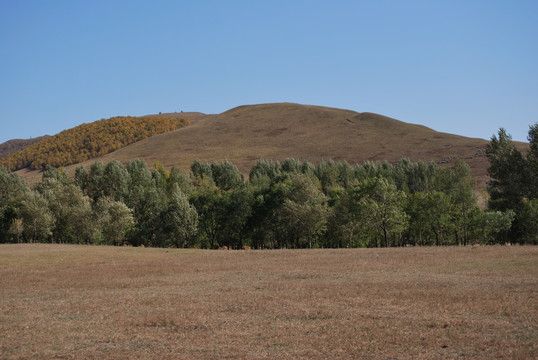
13, 103, 527, 189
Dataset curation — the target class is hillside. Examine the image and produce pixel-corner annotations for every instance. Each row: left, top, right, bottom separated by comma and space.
1, 114, 189, 171
0, 136, 50, 159
14, 103, 526, 189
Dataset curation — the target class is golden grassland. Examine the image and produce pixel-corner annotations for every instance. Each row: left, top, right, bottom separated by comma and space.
1, 244, 536, 359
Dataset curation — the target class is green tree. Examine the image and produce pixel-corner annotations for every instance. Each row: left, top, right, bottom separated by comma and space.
526, 123, 538, 199
406, 191, 455, 246
247, 174, 292, 249
0, 166, 29, 243
280, 174, 330, 248
355, 177, 408, 247
8, 218, 23, 243
472, 210, 515, 244
189, 180, 222, 249
210, 160, 244, 191
103, 160, 130, 202
486, 125, 538, 242
84, 162, 106, 202
36, 174, 95, 244
163, 186, 199, 248
20, 191, 54, 243
168, 167, 193, 197
444, 160, 478, 245
249, 158, 281, 184
519, 199, 538, 244
328, 182, 362, 248
486, 128, 526, 212
191, 159, 213, 181
315, 160, 339, 194
218, 188, 253, 249
95, 198, 134, 246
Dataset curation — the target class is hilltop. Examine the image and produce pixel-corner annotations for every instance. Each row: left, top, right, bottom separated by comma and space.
0, 136, 50, 159
10, 103, 525, 189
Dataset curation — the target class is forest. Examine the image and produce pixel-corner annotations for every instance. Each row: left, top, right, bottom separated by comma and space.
0, 115, 189, 171
0, 125, 536, 248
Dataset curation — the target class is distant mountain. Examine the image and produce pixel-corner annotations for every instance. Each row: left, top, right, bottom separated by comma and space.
0, 136, 50, 159
11, 103, 528, 189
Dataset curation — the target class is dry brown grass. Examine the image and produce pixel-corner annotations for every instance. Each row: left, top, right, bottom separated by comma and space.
17, 103, 529, 189
1, 244, 536, 359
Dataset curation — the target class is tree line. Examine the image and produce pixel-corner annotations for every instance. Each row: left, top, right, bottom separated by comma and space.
0, 124, 536, 248
0, 116, 189, 171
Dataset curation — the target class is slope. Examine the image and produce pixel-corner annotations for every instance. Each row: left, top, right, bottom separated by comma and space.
2, 114, 189, 171
0, 136, 50, 159
15, 103, 518, 189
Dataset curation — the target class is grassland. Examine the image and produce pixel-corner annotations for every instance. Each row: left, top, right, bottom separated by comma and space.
1, 244, 536, 359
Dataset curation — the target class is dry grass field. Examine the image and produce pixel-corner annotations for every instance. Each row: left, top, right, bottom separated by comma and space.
1, 244, 536, 359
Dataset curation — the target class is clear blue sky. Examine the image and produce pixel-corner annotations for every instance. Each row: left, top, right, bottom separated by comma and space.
1, 0, 537, 144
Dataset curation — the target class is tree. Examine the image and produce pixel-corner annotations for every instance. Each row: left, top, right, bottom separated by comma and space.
247, 172, 298, 249
85, 162, 106, 202
218, 188, 253, 249
124, 159, 161, 245
526, 123, 538, 199
163, 187, 198, 248
95, 198, 134, 246
189, 180, 222, 249
249, 158, 281, 184
473, 210, 515, 244
280, 174, 330, 248
315, 160, 339, 194
35, 174, 95, 244
210, 160, 244, 191
329, 182, 361, 248
354, 177, 408, 247
519, 199, 538, 244
20, 191, 54, 243
8, 218, 23, 243
486, 128, 526, 212
406, 191, 454, 246
444, 160, 478, 245
191, 159, 213, 181
167, 167, 193, 197
103, 160, 130, 202
486, 124, 538, 242
0, 165, 29, 243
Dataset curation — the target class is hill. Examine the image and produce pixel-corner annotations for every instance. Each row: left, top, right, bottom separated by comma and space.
0, 136, 50, 159
13, 103, 527, 189
1, 114, 189, 171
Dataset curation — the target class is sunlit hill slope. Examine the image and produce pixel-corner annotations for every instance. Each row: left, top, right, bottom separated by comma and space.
10, 103, 521, 189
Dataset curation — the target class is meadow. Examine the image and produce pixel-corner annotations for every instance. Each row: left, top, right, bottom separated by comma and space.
1, 244, 536, 359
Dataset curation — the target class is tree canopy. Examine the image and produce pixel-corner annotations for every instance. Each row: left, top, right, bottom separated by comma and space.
486, 123, 538, 243
1, 148, 532, 247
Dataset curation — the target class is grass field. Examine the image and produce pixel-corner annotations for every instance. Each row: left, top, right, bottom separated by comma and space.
1, 244, 536, 359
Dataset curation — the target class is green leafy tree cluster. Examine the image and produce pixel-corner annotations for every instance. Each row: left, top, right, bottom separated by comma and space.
2, 146, 533, 247
486, 123, 538, 243
0, 116, 189, 171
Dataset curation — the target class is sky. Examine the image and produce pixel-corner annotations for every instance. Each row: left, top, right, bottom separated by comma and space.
1, 0, 537, 144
